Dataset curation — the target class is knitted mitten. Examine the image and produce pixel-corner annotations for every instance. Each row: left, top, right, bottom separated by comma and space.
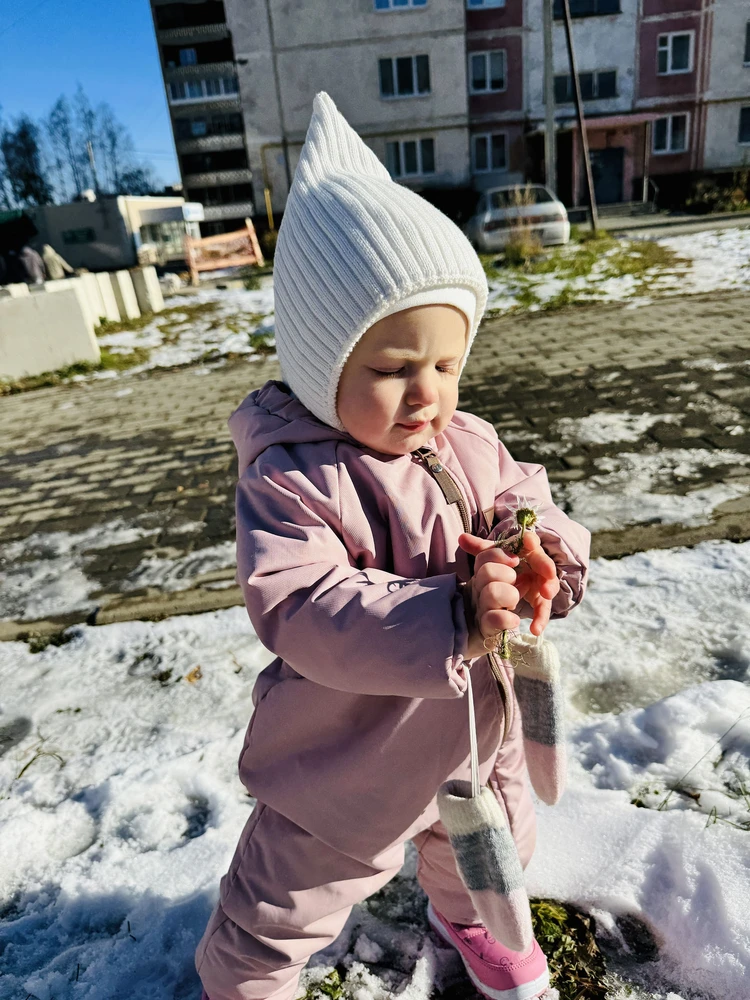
437, 780, 533, 953
510, 634, 566, 806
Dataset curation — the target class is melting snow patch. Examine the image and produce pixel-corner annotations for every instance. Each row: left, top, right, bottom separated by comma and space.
555, 411, 682, 446
557, 447, 750, 531
0, 541, 749, 997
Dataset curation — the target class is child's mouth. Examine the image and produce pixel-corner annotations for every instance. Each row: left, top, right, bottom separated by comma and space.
397, 419, 430, 433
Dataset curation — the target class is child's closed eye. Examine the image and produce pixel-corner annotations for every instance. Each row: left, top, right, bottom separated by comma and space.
370, 365, 459, 379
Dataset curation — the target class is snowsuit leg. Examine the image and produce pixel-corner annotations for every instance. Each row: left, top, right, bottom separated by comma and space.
413, 698, 537, 926
196, 803, 405, 1000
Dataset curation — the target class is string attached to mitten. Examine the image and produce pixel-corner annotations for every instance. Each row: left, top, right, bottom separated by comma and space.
437, 669, 533, 953
510, 633, 566, 806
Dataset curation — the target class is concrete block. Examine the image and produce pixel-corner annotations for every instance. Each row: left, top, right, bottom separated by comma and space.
130, 266, 164, 314
44, 277, 95, 335
0, 288, 101, 380
0, 283, 31, 298
79, 272, 107, 326
94, 272, 121, 322
110, 270, 141, 321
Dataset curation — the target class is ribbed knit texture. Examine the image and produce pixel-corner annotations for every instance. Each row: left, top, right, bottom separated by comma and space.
273, 91, 489, 430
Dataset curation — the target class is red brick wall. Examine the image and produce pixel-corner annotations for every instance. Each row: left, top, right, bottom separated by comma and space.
466, 0, 523, 31
639, 16, 701, 99
467, 34, 523, 114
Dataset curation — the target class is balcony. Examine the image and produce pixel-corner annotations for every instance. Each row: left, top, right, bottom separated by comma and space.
176, 132, 244, 154
163, 60, 235, 80
202, 202, 255, 221
182, 168, 253, 187
157, 23, 229, 43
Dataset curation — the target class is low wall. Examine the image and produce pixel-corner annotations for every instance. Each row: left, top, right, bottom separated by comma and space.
0, 288, 101, 380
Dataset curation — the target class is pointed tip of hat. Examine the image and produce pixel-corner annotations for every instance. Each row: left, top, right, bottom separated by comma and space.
293, 91, 390, 188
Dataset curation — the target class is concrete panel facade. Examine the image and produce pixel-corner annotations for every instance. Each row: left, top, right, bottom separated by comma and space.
0, 289, 100, 380
703, 101, 750, 170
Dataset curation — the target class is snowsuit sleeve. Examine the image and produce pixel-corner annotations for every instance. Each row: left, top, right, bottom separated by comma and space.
494, 441, 590, 618
236, 463, 469, 699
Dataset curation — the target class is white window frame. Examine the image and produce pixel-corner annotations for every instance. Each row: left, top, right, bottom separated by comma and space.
739, 106, 750, 145
468, 50, 507, 94
652, 112, 690, 155
385, 137, 436, 178
472, 132, 508, 173
466, 0, 506, 8
378, 55, 431, 99
657, 31, 694, 75
168, 76, 239, 104
373, 0, 427, 10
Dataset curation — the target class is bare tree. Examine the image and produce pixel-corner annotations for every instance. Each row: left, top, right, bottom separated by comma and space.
0, 115, 53, 206
45, 96, 86, 199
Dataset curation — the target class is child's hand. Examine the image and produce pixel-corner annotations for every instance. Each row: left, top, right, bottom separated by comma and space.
458, 534, 521, 659
513, 532, 560, 637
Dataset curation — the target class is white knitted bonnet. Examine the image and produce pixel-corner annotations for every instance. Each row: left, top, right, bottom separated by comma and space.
273, 92, 489, 431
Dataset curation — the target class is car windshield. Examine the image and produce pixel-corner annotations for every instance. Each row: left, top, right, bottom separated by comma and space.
489, 186, 554, 210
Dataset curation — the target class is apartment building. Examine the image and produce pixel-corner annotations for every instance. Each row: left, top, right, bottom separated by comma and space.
150, 0, 750, 228
151, 0, 253, 234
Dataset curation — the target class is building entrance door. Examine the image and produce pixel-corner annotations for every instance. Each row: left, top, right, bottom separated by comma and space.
590, 147, 624, 204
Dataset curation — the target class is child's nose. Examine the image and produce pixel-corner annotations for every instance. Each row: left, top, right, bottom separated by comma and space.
405, 372, 439, 407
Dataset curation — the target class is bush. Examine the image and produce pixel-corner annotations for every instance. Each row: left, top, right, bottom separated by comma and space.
685, 169, 750, 214
503, 229, 544, 266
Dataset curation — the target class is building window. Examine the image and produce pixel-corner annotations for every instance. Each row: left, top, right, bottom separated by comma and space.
386, 138, 435, 177
469, 51, 506, 93
657, 32, 694, 75
467, 0, 505, 7
744, 21, 750, 64
553, 0, 620, 18
374, 0, 427, 9
554, 69, 617, 102
379, 55, 430, 98
169, 76, 239, 103
739, 107, 750, 144
472, 132, 507, 172
653, 113, 689, 154
62, 227, 96, 245
179, 47, 198, 66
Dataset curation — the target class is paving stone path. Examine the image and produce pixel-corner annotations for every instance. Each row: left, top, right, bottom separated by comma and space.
1, 290, 749, 635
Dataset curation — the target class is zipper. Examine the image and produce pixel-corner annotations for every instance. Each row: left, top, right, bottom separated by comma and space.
413, 447, 513, 742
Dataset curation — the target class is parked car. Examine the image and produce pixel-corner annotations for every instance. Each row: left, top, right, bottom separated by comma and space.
466, 184, 570, 252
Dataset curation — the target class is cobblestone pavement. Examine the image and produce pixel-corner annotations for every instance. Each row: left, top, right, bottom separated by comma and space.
1, 290, 749, 634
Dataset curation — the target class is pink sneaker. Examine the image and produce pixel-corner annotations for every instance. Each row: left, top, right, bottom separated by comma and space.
427, 902, 550, 1000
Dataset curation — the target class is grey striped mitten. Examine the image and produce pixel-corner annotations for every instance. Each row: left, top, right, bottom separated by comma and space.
437, 780, 533, 953
510, 633, 566, 806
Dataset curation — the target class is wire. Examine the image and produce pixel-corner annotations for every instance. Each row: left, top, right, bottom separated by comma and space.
0, 0, 55, 38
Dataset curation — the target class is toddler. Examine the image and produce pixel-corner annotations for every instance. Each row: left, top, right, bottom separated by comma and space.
197, 93, 590, 1000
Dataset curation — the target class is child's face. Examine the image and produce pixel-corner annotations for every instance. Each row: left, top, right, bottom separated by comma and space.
337, 304, 468, 455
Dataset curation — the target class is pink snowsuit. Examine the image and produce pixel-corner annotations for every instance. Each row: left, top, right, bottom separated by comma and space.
196, 380, 590, 1000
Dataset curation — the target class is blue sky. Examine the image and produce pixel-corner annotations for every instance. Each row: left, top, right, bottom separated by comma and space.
0, 0, 180, 186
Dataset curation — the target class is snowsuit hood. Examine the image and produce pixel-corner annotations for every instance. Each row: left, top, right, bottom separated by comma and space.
228, 380, 350, 474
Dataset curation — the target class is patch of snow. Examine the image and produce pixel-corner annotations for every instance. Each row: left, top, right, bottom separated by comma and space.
555, 412, 682, 446
123, 541, 236, 593
0, 521, 158, 622
1, 541, 750, 997
557, 447, 750, 531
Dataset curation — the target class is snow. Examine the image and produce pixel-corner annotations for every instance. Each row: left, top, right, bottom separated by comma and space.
485, 226, 750, 315
0, 522, 235, 623
93, 285, 275, 379
1, 539, 749, 999
556, 446, 750, 531
555, 411, 682, 446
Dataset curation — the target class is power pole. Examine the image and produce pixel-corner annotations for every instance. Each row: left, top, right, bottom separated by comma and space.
560, 0, 599, 232
542, 0, 557, 193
